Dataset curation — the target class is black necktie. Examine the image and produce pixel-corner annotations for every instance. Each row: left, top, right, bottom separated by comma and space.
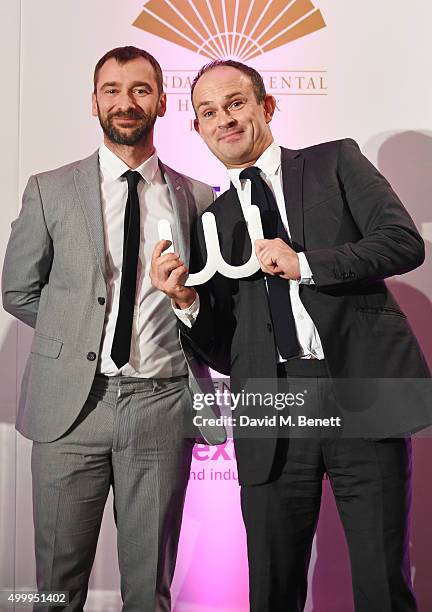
111, 170, 141, 368
239, 166, 300, 359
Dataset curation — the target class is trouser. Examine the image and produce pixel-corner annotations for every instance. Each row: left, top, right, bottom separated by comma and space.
241, 360, 416, 612
31, 374, 193, 612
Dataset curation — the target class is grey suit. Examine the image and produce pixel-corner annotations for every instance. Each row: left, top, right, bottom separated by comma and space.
2, 151, 224, 444
2, 151, 224, 611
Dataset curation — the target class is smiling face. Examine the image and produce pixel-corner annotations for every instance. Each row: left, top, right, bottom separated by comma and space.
192, 66, 276, 168
92, 57, 166, 147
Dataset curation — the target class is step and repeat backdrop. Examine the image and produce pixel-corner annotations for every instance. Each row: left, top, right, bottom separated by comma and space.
1, 1, 431, 611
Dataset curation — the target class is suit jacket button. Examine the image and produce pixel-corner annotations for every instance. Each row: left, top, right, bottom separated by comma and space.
98, 297, 105, 305
87, 351, 97, 361
267, 323, 272, 332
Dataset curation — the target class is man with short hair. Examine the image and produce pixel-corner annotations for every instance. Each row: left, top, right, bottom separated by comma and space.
151, 60, 430, 611
2, 46, 222, 611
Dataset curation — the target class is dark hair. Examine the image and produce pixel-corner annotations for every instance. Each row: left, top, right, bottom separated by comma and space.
191, 59, 266, 110
93, 46, 163, 94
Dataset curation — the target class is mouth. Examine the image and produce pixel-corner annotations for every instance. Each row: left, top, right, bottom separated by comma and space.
218, 130, 244, 143
113, 117, 141, 126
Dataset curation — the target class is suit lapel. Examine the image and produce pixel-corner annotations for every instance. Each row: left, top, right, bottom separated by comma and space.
160, 162, 191, 265
281, 147, 305, 251
74, 151, 106, 278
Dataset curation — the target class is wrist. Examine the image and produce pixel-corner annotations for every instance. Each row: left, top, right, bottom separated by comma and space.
293, 254, 301, 280
174, 288, 196, 310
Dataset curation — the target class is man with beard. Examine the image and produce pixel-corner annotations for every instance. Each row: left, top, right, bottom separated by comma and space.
2, 46, 220, 611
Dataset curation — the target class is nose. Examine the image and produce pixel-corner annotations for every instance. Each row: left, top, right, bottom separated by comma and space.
218, 109, 236, 129
116, 91, 136, 111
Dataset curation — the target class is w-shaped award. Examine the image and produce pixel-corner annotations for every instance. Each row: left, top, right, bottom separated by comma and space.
158, 206, 264, 286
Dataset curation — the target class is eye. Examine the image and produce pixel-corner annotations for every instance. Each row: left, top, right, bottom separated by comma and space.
105, 88, 118, 95
229, 100, 244, 109
202, 110, 215, 119
133, 87, 148, 95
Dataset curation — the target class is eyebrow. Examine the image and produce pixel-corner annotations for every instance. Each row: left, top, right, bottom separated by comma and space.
99, 80, 153, 90
197, 92, 244, 110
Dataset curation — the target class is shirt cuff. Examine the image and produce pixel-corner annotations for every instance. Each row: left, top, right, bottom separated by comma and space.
172, 295, 200, 328
297, 252, 315, 285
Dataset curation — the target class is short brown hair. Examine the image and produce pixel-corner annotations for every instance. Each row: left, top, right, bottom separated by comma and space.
93, 46, 164, 94
191, 60, 266, 111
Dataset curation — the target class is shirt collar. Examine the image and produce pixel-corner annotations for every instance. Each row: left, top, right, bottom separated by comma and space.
228, 141, 282, 189
98, 143, 159, 184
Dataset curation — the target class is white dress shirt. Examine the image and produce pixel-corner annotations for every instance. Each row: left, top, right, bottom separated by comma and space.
98, 144, 187, 377
175, 142, 324, 361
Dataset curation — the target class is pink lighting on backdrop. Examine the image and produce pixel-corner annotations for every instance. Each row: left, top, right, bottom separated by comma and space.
172, 444, 249, 610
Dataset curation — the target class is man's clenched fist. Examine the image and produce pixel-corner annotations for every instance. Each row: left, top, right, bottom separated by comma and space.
255, 238, 300, 280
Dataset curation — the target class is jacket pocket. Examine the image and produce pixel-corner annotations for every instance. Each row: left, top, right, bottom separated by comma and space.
355, 306, 407, 318
31, 333, 63, 358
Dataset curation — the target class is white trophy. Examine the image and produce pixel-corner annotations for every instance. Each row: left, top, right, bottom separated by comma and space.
157, 205, 264, 286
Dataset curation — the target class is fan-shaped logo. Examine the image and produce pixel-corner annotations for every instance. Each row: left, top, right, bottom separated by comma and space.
133, 0, 326, 61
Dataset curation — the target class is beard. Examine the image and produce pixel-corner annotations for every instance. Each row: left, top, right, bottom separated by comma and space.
97, 105, 157, 146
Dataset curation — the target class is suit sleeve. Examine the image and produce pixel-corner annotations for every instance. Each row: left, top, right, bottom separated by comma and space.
179, 215, 235, 376
305, 139, 425, 288
2, 174, 53, 328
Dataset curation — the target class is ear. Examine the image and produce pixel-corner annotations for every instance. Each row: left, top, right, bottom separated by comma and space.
91, 92, 98, 117
262, 94, 277, 124
157, 92, 167, 117
193, 117, 200, 134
